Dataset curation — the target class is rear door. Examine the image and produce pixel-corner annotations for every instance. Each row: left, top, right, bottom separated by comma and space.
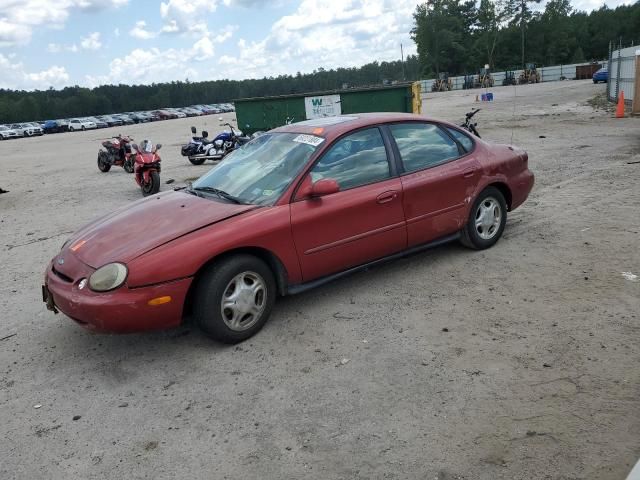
290, 127, 407, 281
387, 122, 481, 247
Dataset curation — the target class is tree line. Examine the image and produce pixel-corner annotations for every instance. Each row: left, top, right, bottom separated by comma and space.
1, 0, 638, 123
0, 58, 420, 123
412, 0, 639, 77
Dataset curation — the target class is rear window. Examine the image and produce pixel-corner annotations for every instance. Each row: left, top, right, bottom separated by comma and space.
445, 127, 474, 152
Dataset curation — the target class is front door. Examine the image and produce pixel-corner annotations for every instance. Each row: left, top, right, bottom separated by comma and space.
290, 127, 407, 282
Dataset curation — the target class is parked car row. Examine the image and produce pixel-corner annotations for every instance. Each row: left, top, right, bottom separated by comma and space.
0, 103, 235, 140
0, 122, 43, 139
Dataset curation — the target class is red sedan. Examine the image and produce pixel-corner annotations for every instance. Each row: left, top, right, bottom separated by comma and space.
43, 113, 534, 343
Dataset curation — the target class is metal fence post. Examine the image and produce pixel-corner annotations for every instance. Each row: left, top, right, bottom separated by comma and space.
616, 39, 622, 101
607, 41, 613, 101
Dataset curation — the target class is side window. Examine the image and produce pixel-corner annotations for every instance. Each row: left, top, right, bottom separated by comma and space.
310, 128, 390, 190
390, 123, 460, 173
445, 127, 474, 152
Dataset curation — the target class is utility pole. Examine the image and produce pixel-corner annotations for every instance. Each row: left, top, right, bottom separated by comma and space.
521, 0, 525, 69
401, 43, 406, 81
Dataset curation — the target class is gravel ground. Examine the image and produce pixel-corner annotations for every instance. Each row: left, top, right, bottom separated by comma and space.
1, 80, 639, 479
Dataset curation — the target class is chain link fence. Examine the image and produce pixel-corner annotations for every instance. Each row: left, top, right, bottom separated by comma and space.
419, 62, 606, 94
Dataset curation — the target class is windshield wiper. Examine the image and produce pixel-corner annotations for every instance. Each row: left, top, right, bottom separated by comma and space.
191, 186, 245, 204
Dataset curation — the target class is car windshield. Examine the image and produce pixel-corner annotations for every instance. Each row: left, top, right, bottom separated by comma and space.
191, 132, 321, 206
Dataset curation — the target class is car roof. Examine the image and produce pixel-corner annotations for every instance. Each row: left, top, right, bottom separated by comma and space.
272, 113, 449, 140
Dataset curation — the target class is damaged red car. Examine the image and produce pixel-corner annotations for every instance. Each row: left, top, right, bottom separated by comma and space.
43, 113, 534, 343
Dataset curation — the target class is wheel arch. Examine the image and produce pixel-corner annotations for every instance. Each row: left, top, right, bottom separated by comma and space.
182, 246, 289, 320
485, 181, 513, 211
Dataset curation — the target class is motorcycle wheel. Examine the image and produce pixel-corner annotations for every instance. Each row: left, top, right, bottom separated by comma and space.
97, 152, 111, 172
124, 158, 134, 174
188, 157, 206, 165
142, 171, 160, 196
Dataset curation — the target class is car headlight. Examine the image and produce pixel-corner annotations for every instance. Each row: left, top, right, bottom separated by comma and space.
89, 263, 128, 292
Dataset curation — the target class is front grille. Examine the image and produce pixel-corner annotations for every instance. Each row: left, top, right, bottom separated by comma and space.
52, 266, 73, 283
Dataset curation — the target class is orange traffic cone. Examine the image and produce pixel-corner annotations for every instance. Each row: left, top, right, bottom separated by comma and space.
616, 91, 625, 118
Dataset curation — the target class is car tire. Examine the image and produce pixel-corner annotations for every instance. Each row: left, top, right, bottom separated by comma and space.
194, 255, 276, 344
81, 126, 85, 131
460, 187, 507, 250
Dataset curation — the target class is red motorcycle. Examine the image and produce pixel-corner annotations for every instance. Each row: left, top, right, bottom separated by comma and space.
98, 135, 135, 173
133, 140, 162, 196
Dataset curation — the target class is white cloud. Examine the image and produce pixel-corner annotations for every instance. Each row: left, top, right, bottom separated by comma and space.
159, 0, 220, 34
213, 0, 419, 80
129, 20, 157, 40
86, 32, 222, 86
80, 32, 102, 50
192, 35, 215, 60
114, 27, 120, 37
47, 42, 80, 53
0, 53, 69, 90
0, 0, 126, 47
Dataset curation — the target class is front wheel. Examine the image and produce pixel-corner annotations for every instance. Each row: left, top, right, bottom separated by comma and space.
188, 157, 206, 165
97, 151, 111, 172
123, 158, 134, 174
194, 255, 276, 343
460, 187, 507, 250
141, 170, 160, 196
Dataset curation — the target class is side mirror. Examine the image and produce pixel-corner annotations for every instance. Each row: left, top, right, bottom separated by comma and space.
190, 126, 196, 134
156, 144, 162, 150
311, 179, 340, 198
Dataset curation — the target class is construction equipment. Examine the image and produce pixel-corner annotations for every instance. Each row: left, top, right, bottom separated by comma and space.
478, 68, 494, 88
431, 72, 453, 92
502, 70, 517, 86
519, 63, 540, 84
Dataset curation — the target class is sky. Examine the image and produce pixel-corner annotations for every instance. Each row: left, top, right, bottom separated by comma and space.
0, 0, 632, 91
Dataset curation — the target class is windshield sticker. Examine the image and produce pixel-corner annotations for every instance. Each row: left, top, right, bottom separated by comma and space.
293, 134, 325, 147
262, 189, 275, 197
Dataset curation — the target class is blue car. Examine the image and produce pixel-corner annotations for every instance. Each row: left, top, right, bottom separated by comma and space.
593, 68, 608, 84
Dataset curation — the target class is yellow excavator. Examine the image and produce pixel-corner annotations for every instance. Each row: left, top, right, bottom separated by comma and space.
519, 63, 540, 84
478, 68, 494, 88
432, 72, 453, 92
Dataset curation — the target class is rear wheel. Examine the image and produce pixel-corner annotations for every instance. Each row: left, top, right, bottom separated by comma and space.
141, 170, 160, 196
97, 151, 111, 172
460, 187, 507, 250
194, 255, 276, 343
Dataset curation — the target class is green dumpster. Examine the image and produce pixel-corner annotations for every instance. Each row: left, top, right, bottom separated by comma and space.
234, 82, 421, 135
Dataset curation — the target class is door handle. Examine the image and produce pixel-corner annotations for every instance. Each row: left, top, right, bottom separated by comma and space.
377, 191, 398, 204
462, 168, 476, 178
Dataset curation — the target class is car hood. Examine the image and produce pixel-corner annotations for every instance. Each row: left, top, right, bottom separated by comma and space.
67, 191, 257, 268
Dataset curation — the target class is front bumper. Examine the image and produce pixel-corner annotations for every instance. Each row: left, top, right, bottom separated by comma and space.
43, 260, 192, 333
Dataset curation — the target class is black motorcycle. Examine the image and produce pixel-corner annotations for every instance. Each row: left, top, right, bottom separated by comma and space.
461, 109, 481, 138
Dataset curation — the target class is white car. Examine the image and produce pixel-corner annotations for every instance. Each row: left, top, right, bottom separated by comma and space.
167, 109, 187, 118
0, 125, 21, 140
10, 122, 43, 137
68, 118, 97, 131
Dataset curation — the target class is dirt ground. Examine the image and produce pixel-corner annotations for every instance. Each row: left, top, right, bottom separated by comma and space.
1, 80, 639, 479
